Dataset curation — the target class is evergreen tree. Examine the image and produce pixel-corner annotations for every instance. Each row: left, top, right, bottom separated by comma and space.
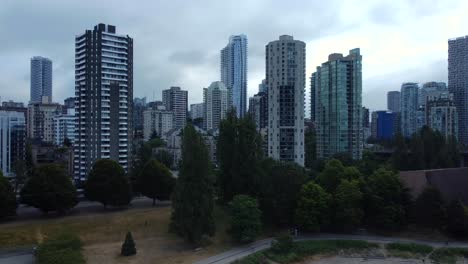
0, 171, 17, 218
391, 133, 409, 170
136, 159, 175, 206
295, 181, 330, 232
20, 165, 78, 213
304, 128, 316, 168
414, 187, 446, 230
217, 111, 263, 203
170, 124, 215, 244
12, 160, 27, 194
121, 231, 137, 256
229, 195, 262, 243
84, 159, 132, 208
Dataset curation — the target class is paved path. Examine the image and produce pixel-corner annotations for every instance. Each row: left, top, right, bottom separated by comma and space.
194, 233, 468, 264
0, 253, 33, 264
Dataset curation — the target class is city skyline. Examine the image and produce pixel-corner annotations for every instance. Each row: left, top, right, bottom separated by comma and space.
2, 0, 468, 114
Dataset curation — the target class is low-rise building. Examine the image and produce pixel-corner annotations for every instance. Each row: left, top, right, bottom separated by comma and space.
143, 105, 174, 141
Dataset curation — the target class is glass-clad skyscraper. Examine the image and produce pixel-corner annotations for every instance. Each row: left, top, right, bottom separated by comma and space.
221, 35, 247, 118
315, 49, 363, 160
30, 56, 52, 103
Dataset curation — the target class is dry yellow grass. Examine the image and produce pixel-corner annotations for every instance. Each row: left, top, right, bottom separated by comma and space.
0, 206, 232, 264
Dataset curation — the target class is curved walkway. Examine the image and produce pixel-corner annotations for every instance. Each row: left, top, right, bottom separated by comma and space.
194, 233, 468, 264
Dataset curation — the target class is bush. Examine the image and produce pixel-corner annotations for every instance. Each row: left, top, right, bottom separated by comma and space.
271, 235, 293, 254
386, 242, 433, 254
431, 247, 468, 263
0, 172, 17, 218
229, 195, 262, 243
37, 232, 84, 264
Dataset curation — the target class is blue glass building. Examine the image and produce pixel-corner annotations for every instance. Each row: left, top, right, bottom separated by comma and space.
376, 111, 397, 140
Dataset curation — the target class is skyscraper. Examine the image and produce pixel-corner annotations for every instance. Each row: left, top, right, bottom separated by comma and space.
266, 35, 305, 166
420, 82, 447, 108
248, 91, 268, 130
27, 100, 62, 143
221, 35, 248, 117
53, 108, 76, 146
0, 111, 26, 177
30, 56, 52, 103
203, 81, 229, 131
387, 91, 400, 112
373, 111, 398, 140
310, 72, 317, 122
74, 23, 133, 182
448, 36, 468, 146
190, 103, 204, 120
426, 92, 458, 139
315, 49, 363, 160
162, 87, 188, 129
400, 82, 419, 137
143, 105, 173, 141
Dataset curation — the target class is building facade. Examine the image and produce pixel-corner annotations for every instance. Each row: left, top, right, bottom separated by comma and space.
27, 100, 62, 143
74, 23, 133, 182
162, 87, 187, 129
0, 111, 26, 177
420, 82, 447, 108
133, 97, 147, 139
53, 108, 76, 146
426, 93, 458, 139
375, 111, 398, 140
203, 81, 229, 131
266, 35, 305, 165
448, 36, 468, 146
248, 91, 268, 130
143, 105, 174, 141
387, 91, 400, 112
400, 82, 419, 137
221, 35, 248, 117
190, 103, 204, 120
315, 49, 363, 160
30, 56, 52, 103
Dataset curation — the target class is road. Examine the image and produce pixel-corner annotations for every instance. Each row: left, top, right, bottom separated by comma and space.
0, 249, 34, 264
194, 233, 468, 264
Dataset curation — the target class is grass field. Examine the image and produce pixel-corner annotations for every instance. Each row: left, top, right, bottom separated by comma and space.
0, 206, 232, 264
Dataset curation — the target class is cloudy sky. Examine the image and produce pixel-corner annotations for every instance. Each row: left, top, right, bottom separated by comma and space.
1, 0, 468, 113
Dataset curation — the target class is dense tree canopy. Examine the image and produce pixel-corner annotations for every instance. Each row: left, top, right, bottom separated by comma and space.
229, 195, 262, 243
20, 164, 77, 213
170, 124, 216, 244
136, 159, 175, 205
0, 171, 17, 218
295, 181, 330, 232
414, 187, 446, 230
84, 159, 132, 208
446, 200, 468, 238
315, 159, 346, 193
258, 159, 307, 226
333, 179, 363, 231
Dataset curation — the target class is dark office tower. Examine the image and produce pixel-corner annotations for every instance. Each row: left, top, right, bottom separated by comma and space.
315, 49, 363, 160
162, 87, 188, 129
74, 24, 133, 182
387, 91, 400, 112
221, 35, 248, 118
266, 35, 305, 166
310, 72, 317, 122
448, 36, 468, 146
133, 97, 146, 139
362, 107, 370, 128
30, 56, 52, 103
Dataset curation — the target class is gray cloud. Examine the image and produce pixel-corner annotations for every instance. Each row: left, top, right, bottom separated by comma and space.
0, 0, 465, 113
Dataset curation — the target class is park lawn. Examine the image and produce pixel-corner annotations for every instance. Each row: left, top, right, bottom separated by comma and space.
0, 206, 233, 264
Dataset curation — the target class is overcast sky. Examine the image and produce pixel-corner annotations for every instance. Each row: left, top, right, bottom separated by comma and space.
1, 0, 468, 113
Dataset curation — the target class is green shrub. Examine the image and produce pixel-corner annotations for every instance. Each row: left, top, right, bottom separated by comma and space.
431, 247, 468, 263
121, 231, 137, 256
271, 235, 293, 254
386, 242, 433, 254
37, 232, 84, 264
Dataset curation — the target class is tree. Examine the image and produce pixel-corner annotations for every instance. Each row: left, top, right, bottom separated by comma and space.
217, 111, 263, 204
258, 159, 307, 226
315, 159, 346, 193
12, 159, 27, 194
304, 128, 316, 168
63, 137, 72, 147
334, 179, 363, 231
84, 159, 132, 208
414, 187, 446, 230
170, 124, 215, 244
363, 168, 409, 230
0, 171, 17, 218
136, 159, 175, 206
391, 133, 409, 171
295, 181, 330, 232
20, 165, 77, 213
229, 195, 262, 243
446, 200, 468, 238
154, 149, 173, 169
121, 231, 137, 256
